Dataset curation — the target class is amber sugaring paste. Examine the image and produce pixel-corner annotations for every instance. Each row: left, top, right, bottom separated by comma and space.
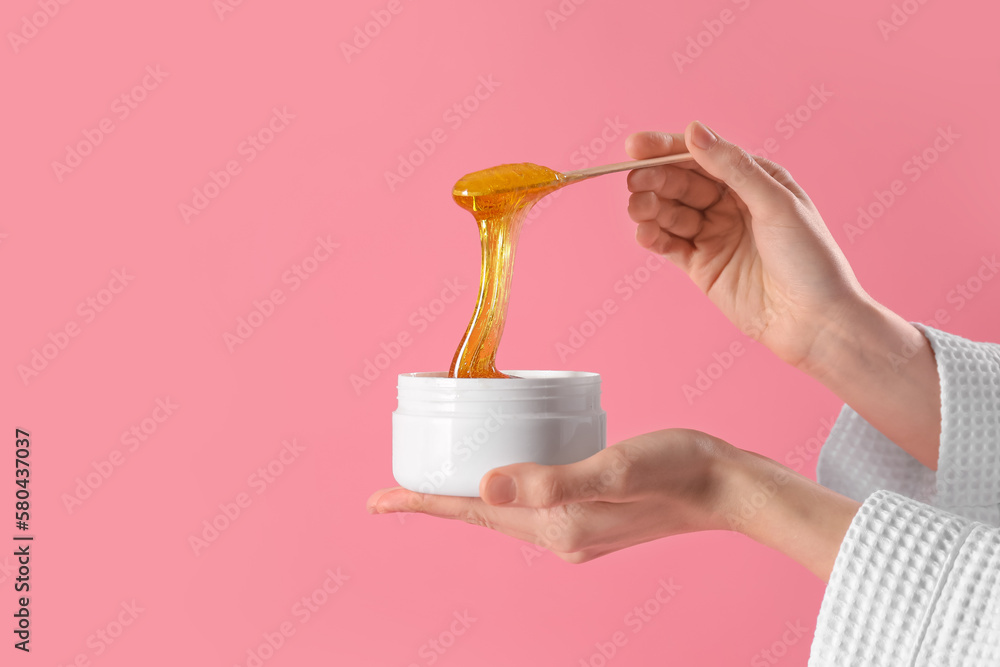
449, 163, 567, 378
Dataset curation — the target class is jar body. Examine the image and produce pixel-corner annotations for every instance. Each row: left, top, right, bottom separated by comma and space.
392, 371, 606, 497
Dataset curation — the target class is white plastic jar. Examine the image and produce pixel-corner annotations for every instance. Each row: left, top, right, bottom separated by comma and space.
392, 371, 606, 497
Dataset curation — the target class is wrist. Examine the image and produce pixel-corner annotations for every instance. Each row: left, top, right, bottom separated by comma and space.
711, 447, 795, 536
700, 440, 753, 533
794, 294, 928, 386
715, 448, 860, 581
791, 294, 942, 470
795, 294, 882, 378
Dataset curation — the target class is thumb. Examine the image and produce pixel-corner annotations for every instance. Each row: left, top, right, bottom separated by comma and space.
684, 121, 793, 216
479, 448, 631, 508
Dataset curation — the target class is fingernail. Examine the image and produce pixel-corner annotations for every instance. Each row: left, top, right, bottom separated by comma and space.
485, 474, 516, 504
690, 121, 717, 150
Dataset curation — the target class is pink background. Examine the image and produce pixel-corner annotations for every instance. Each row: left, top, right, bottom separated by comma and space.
3, 0, 999, 664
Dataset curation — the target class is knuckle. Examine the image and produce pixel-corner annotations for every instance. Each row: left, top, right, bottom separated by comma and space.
558, 551, 590, 565
655, 204, 676, 229
671, 172, 692, 201
626, 193, 645, 217
772, 164, 793, 182
732, 149, 758, 180
461, 507, 489, 529
764, 160, 794, 185
599, 446, 635, 498
761, 188, 801, 216
531, 470, 566, 508
405, 493, 427, 512
627, 166, 659, 193
540, 480, 566, 508
557, 523, 588, 553
544, 506, 590, 553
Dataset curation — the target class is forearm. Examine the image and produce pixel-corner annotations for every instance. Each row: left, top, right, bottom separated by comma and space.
715, 448, 860, 581
798, 296, 942, 470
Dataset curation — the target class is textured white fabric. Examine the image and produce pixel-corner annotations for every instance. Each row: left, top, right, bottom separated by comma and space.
817, 324, 1000, 524
809, 491, 1000, 666
809, 325, 1000, 665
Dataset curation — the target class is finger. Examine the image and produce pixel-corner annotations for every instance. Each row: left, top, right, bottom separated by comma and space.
636, 224, 695, 270
366, 486, 404, 513
534, 501, 654, 559
625, 131, 687, 160
625, 131, 720, 185
635, 231, 695, 273
635, 220, 660, 248
480, 446, 636, 508
370, 487, 560, 545
369, 487, 483, 520
630, 192, 703, 241
753, 155, 811, 204
627, 165, 726, 211
684, 121, 797, 217
653, 199, 704, 240
627, 190, 660, 222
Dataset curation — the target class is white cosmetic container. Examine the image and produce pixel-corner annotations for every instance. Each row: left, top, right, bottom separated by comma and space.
392, 371, 606, 497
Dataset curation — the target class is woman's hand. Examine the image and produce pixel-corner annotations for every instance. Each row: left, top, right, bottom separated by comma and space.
625, 122, 942, 469
368, 428, 860, 580
370, 430, 729, 563
626, 122, 864, 370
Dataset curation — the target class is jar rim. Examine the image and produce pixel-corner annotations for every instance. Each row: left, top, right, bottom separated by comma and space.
398, 370, 599, 383
395, 371, 603, 411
